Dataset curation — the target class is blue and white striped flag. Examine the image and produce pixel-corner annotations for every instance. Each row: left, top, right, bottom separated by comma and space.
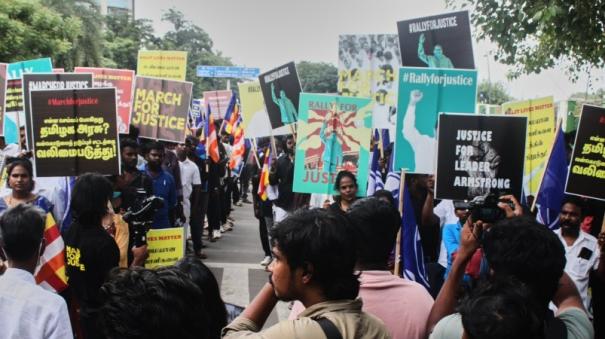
401, 180, 430, 290
384, 142, 400, 200
367, 131, 385, 196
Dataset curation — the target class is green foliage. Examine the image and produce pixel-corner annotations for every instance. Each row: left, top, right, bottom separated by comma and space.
449, 0, 605, 79
158, 8, 233, 96
104, 13, 160, 70
296, 61, 338, 93
569, 88, 605, 106
477, 80, 513, 105
43, 0, 104, 69
0, 0, 81, 63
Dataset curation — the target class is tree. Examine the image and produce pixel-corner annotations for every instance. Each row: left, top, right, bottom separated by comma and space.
477, 80, 513, 105
43, 0, 105, 69
158, 8, 233, 95
0, 0, 81, 63
104, 13, 160, 70
296, 61, 338, 93
569, 89, 605, 106
449, 0, 605, 79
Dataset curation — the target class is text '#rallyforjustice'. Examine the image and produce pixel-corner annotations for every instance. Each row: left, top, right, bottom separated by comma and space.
395, 67, 477, 175
258, 61, 302, 129
435, 114, 527, 202
397, 11, 475, 70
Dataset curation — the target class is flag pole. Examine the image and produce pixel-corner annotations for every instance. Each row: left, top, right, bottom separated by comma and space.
531, 118, 563, 213
394, 170, 406, 277
251, 139, 261, 169
270, 131, 278, 158
377, 129, 384, 159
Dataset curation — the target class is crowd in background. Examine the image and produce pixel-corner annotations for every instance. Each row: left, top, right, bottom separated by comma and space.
0, 123, 604, 339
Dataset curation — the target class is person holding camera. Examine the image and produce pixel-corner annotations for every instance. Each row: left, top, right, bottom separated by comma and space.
427, 195, 594, 339
64, 173, 147, 339
114, 138, 154, 265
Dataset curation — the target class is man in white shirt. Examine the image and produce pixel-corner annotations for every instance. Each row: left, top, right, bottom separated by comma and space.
0, 204, 73, 339
555, 197, 605, 311
176, 143, 204, 258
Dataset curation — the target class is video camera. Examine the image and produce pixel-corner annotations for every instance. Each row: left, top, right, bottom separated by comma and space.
122, 189, 164, 247
457, 192, 515, 224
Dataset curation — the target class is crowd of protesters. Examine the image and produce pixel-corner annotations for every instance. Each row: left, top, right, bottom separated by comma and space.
0, 127, 604, 339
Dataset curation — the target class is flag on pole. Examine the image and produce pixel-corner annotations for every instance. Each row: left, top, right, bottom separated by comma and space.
225, 103, 240, 135
258, 148, 272, 201
400, 180, 430, 290
534, 124, 568, 229
206, 103, 220, 163
222, 94, 238, 134
35, 213, 68, 293
229, 116, 245, 171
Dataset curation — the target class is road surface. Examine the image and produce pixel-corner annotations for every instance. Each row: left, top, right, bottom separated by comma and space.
201, 202, 291, 327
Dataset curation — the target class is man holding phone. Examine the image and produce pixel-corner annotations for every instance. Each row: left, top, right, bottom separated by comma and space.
555, 197, 605, 312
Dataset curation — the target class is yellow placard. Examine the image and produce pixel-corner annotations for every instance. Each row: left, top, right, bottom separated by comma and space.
145, 227, 185, 269
137, 50, 188, 81
238, 82, 264, 130
502, 96, 555, 195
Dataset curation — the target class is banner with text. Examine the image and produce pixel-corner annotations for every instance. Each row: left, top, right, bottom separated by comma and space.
132, 76, 193, 143
23, 73, 93, 151
395, 67, 477, 174
565, 105, 605, 201
258, 62, 302, 129
5, 58, 53, 144
145, 227, 185, 269
202, 90, 232, 119
338, 34, 400, 132
137, 50, 188, 81
435, 114, 527, 201
75, 67, 135, 133
397, 11, 474, 69
29, 88, 120, 177
502, 96, 555, 196
293, 93, 372, 194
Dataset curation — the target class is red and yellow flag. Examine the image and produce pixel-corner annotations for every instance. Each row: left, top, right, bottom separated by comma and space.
35, 213, 68, 293
258, 148, 272, 201
207, 105, 220, 163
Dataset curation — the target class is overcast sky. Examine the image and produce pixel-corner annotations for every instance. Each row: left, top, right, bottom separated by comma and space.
136, 0, 604, 102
